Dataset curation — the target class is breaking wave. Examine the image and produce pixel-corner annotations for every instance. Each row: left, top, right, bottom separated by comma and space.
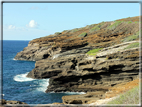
14, 72, 35, 82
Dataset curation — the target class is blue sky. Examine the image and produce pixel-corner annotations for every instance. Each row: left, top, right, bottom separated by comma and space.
3, 2, 140, 40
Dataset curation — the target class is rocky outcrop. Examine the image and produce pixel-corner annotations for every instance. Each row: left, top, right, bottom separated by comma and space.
14, 16, 139, 61
62, 91, 105, 104
25, 40, 139, 94
14, 43, 51, 61
0, 99, 29, 107
26, 54, 87, 79
14, 16, 140, 104
45, 48, 139, 93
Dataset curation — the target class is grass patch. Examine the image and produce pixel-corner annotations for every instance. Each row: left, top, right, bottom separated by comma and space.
107, 86, 139, 104
78, 32, 87, 37
87, 48, 103, 56
89, 22, 105, 32
124, 42, 139, 50
127, 21, 132, 24
107, 21, 122, 30
63, 30, 70, 33
122, 31, 139, 42
86, 24, 96, 29
71, 28, 79, 33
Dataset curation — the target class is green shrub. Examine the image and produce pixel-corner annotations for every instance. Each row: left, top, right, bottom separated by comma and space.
87, 48, 103, 56
90, 26, 100, 32
71, 28, 79, 33
89, 22, 104, 32
86, 24, 96, 29
122, 31, 139, 42
124, 42, 139, 50
78, 32, 87, 37
55, 32, 61, 35
63, 30, 70, 33
107, 21, 122, 30
107, 86, 139, 104
127, 21, 132, 24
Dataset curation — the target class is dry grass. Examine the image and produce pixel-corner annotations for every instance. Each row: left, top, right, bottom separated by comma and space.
105, 79, 140, 98
104, 78, 141, 105
107, 85, 140, 104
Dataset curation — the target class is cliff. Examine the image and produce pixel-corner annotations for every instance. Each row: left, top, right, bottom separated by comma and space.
14, 16, 140, 104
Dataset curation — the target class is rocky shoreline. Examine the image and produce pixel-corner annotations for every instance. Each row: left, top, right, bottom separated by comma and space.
0, 99, 29, 107
13, 16, 140, 105
1, 78, 139, 106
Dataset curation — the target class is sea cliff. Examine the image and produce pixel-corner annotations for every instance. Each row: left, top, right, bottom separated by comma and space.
14, 16, 140, 104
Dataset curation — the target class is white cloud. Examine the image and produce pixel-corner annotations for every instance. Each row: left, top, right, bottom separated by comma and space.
8, 25, 16, 29
26, 20, 39, 28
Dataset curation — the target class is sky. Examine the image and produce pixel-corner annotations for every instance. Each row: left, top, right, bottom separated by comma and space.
2, 2, 140, 40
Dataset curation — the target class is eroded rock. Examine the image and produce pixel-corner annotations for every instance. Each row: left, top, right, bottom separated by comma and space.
14, 16, 140, 104
0, 99, 29, 107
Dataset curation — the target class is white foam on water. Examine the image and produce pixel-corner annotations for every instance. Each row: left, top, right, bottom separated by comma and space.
36, 79, 49, 93
66, 92, 86, 94
14, 72, 35, 82
13, 72, 85, 94
50, 91, 86, 94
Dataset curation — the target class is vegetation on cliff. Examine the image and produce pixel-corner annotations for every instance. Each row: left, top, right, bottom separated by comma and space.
124, 42, 139, 50
108, 85, 139, 104
121, 30, 139, 42
87, 48, 103, 56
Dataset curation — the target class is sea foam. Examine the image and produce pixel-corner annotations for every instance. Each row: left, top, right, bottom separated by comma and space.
36, 79, 49, 92
14, 72, 35, 82
13, 72, 84, 94
50, 91, 86, 94
14, 72, 49, 92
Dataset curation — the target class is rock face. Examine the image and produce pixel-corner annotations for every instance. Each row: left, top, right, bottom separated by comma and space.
26, 54, 87, 79
14, 16, 139, 61
45, 47, 139, 93
62, 91, 105, 104
0, 99, 29, 107
14, 16, 140, 104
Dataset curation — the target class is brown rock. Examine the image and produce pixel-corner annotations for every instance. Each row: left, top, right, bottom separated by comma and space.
14, 16, 140, 104
62, 91, 105, 104
0, 99, 29, 107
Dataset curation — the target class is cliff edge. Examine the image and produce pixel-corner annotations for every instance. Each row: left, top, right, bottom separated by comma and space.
14, 16, 140, 104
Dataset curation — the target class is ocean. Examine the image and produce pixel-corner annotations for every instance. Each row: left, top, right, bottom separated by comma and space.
2, 40, 84, 104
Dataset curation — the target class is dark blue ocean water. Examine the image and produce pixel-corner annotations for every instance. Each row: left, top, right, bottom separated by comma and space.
2, 40, 84, 104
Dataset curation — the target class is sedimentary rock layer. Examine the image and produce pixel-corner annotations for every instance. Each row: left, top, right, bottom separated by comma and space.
14, 16, 140, 104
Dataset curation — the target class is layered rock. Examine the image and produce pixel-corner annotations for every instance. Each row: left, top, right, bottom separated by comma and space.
14, 16, 140, 104
45, 48, 139, 93
14, 16, 139, 61
62, 91, 105, 104
26, 54, 87, 79
0, 99, 29, 107
25, 40, 139, 94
